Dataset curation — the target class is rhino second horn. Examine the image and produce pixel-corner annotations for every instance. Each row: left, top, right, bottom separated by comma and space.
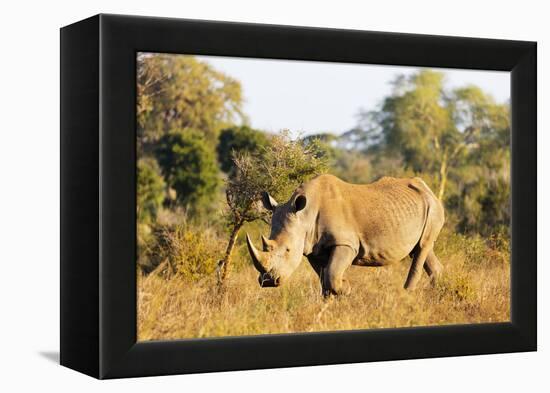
261, 234, 274, 251
246, 233, 269, 274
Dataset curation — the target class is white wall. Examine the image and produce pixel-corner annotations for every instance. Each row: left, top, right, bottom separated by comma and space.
0, 0, 546, 391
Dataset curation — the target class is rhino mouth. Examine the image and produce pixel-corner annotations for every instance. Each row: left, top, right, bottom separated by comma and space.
258, 272, 280, 287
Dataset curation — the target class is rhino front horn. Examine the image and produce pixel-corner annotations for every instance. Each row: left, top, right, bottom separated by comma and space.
246, 233, 269, 274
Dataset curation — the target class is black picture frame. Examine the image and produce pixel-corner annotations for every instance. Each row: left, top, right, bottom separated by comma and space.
60, 14, 537, 379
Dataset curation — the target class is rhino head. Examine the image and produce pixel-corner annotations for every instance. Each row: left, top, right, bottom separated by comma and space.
247, 191, 310, 287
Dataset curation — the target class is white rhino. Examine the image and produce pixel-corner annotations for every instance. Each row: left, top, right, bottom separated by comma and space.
246, 174, 445, 296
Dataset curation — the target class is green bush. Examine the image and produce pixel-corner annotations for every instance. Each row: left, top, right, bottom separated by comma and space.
137, 158, 166, 224
435, 229, 509, 270
156, 129, 221, 209
440, 232, 487, 268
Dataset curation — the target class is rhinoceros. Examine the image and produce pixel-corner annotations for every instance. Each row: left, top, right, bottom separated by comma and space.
246, 174, 445, 296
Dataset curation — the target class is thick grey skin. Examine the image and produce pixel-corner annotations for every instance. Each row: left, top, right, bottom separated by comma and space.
246, 174, 445, 296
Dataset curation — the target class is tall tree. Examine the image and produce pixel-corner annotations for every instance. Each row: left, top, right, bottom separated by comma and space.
137, 53, 244, 150
358, 70, 474, 200
353, 70, 510, 234
450, 85, 510, 169
447, 86, 511, 234
385, 71, 458, 199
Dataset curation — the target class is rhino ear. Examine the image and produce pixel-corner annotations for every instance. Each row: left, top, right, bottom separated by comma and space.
261, 191, 278, 211
294, 195, 307, 212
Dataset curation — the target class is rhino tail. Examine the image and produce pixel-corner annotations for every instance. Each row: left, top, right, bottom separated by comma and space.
409, 178, 445, 249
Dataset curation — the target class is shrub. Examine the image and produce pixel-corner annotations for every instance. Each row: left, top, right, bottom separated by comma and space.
137, 158, 165, 224
434, 272, 476, 302
435, 229, 508, 269
156, 129, 221, 210
160, 225, 225, 281
137, 222, 155, 272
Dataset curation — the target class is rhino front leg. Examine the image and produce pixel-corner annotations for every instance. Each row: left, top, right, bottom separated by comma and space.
323, 246, 356, 297
306, 254, 326, 281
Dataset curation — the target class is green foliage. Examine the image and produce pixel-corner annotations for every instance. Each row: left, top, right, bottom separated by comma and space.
217, 126, 268, 175
137, 158, 166, 224
137, 53, 244, 148
156, 130, 221, 209
478, 178, 510, 233
435, 229, 509, 270
448, 174, 510, 236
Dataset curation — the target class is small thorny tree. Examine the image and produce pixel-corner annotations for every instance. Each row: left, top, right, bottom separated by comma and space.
217, 130, 329, 285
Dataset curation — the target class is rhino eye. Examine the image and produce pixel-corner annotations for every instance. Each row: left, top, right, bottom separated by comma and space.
295, 195, 307, 212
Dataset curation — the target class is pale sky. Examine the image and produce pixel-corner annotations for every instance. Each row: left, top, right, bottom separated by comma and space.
196, 55, 510, 136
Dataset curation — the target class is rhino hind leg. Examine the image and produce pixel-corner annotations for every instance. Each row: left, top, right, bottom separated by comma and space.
423, 249, 443, 281
405, 238, 443, 289
323, 246, 356, 297
405, 186, 445, 290
404, 244, 432, 290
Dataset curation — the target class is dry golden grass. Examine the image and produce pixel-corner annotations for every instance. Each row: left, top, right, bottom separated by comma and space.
137, 228, 510, 341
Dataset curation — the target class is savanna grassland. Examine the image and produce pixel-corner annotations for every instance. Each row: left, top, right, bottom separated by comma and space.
137, 227, 509, 341
136, 53, 511, 341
